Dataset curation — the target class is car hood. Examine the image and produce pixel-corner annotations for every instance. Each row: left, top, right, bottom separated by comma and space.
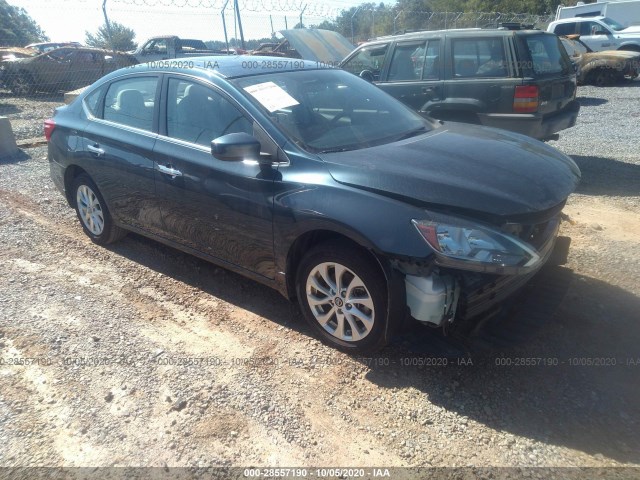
318, 123, 581, 219
278, 29, 354, 63
621, 25, 640, 33
583, 50, 640, 61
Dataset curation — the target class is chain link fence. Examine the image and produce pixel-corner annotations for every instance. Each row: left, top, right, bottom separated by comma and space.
0, 0, 555, 97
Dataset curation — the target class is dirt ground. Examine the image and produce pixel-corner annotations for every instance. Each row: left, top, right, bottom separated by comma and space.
0, 81, 639, 475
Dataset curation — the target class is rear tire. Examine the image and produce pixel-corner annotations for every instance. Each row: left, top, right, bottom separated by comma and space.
296, 240, 390, 353
72, 174, 127, 245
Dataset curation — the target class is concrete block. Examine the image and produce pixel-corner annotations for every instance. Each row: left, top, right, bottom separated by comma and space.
64, 86, 88, 105
0, 116, 19, 158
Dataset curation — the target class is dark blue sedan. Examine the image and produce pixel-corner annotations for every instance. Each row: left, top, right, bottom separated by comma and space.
47, 56, 580, 352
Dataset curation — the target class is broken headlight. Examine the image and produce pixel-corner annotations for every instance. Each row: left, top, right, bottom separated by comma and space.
412, 216, 541, 272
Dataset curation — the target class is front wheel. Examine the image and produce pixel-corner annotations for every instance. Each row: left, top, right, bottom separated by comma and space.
296, 241, 390, 353
72, 174, 127, 245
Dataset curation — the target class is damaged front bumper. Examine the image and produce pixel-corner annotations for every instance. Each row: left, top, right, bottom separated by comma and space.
401, 215, 563, 329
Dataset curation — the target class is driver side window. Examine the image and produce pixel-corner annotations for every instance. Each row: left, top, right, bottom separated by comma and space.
342, 44, 389, 81
166, 79, 252, 147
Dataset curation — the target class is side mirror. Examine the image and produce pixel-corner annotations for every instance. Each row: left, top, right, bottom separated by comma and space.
359, 70, 374, 82
594, 30, 609, 36
211, 132, 261, 162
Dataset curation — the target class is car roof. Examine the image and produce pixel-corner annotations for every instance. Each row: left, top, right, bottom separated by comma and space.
360, 27, 549, 45
121, 55, 323, 79
552, 16, 606, 23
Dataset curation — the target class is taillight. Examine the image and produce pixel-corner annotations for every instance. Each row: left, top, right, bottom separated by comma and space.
513, 85, 539, 113
44, 118, 55, 142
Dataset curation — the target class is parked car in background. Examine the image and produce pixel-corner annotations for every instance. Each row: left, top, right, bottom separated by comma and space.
46, 57, 580, 352
2, 46, 137, 95
548, 16, 640, 52
339, 27, 580, 140
560, 34, 640, 85
130, 36, 220, 63
555, 1, 640, 30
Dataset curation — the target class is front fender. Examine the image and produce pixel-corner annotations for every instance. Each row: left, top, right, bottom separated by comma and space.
272, 181, 434, 276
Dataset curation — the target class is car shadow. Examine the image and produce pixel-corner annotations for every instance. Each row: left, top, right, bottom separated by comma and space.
0, 149, 30, 164
571, 155, 640, 197
106, 234, 639, 463
577, 96, 608, 107
0, 102, 21, 115
364, 268, 640, 464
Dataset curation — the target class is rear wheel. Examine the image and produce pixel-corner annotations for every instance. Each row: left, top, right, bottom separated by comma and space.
296, 241, 390, 353
72, 174, 127, 245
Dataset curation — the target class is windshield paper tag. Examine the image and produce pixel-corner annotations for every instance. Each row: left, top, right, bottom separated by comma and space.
244, 82, 299, 112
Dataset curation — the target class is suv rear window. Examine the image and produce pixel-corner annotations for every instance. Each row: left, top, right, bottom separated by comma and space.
452, 38, 508, 78
524, 35, 572, 76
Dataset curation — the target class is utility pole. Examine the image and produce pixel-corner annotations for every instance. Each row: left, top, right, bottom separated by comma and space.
394, 10, 403, 34
221, 0, 230, 53
299, 4, 307, 28
351, 7, 361, 44
101, 0, 116, 54
234, 0, 245, 50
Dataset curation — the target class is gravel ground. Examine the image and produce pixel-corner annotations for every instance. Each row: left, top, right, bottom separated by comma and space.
0, 81, 639, 474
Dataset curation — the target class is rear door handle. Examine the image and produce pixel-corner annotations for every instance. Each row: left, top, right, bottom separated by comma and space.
87, 144, 104, 156
156, 164, 182, 178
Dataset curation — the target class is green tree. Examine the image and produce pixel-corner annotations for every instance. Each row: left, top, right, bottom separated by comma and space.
0, 0, 48, 47
85, 21, 137, 51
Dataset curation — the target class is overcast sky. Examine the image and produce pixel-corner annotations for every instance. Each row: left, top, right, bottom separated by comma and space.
10, 0, 383, 46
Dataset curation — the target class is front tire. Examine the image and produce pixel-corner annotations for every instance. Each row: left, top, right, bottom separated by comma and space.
296, 240, 390, 353
10, 71, 35, 96
72, 174, 126, 245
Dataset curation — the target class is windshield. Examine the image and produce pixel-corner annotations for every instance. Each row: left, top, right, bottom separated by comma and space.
600, 17, 625, 31
234, 69, 429, 153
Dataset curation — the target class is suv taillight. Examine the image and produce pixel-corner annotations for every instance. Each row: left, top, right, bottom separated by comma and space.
44, 118, 55, 142
513, 86, 539, 113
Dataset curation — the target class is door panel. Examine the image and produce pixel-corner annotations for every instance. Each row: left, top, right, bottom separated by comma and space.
81, 76, 164, 234
442, 37, 516, 116
380, 40, 443, 113
154, 78, 277, 278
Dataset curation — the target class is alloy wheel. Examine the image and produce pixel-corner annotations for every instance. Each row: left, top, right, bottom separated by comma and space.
305, 262, 375, 342
76, 184, 105, 236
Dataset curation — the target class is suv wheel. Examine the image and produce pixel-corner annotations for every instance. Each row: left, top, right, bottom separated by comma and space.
72, 174, 126, 245
296, 241, 389, 353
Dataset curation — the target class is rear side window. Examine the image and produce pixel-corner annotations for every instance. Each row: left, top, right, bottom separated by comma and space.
524, 35, 572, 76
553, 23, 577, 36
452, 38, 507, 78
423, 40, 441, 79
342, 44, 389, 81
84, 86, 104, 117
388, 42, 425, 81
103, 77, 157, 131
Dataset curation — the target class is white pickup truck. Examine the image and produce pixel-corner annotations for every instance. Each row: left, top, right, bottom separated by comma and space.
130, 36, 220, 64
548, 16, 640, 52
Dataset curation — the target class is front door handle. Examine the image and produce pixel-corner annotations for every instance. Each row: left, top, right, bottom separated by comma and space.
156, 164, 182, 178
87, 144, 104, 156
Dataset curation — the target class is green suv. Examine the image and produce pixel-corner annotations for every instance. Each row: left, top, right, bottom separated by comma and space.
341, 27, 580, 140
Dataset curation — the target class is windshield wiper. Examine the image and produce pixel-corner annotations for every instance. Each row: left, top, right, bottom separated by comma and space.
317, 147, 354, 154
395, 126, 428, 141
